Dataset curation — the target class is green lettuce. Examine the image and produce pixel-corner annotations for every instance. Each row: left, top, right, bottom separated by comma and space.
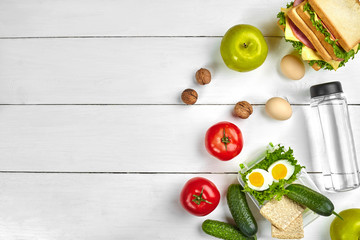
277, 11, 286, 26
240, 143, 305, 205
286, 1, 294, 8
287, 39, 304, 55
308, 60, 334, 70
277, 2, 293, 25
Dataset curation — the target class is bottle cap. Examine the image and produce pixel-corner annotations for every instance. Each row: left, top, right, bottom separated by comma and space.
310, 81, 343, 98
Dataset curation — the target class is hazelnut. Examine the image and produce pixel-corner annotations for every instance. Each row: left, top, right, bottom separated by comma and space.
234, 101, 253, 119
195, 68, 211, 85
181, 89, 198, 105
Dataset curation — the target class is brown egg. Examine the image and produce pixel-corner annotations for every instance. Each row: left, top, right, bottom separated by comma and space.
265, 97, 292, 120
280, 55, 305, 80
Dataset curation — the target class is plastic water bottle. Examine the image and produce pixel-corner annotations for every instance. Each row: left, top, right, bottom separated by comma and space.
310, 81, 360, 192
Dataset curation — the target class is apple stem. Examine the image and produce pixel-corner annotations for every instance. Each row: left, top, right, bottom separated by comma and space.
243, 43, 248, 48
332, 211, 343, 221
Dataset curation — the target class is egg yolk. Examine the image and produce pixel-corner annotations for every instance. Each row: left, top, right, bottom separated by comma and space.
272, 164, 287, 180
249, 172, 264, 187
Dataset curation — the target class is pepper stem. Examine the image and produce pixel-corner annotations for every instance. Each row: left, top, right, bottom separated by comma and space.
192, 188, 212, 205
243, 43, 248, 48
221, 128, 230, 151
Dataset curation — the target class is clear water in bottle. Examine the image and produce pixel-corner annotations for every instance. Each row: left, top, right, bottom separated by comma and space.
310, 82, 360, 192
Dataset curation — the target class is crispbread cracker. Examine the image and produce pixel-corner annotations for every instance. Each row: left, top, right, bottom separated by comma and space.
260, 196, 305, 230
272, 215, 304, 239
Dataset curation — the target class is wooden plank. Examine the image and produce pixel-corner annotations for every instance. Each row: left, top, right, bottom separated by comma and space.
0, 38, 359, 104
0, 105, 359, 172
0, 173, 356, 239
0, 0, 285, 37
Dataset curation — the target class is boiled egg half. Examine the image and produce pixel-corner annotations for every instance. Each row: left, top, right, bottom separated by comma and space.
268, 160, 295, 182
246, 169, 273, 191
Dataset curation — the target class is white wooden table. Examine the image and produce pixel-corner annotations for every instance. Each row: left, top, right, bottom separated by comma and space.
0, 0, 359, 239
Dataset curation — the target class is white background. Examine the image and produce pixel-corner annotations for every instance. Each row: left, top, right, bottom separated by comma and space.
0, 0, 359, 239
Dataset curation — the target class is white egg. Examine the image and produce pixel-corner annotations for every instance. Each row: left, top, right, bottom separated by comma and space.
246, 169, 274, 191
268, 160, 295, 182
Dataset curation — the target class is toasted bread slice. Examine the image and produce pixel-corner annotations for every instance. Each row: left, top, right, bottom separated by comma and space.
310, 62, 321, 71
287, 6, 332, 62
308, 0, 360, 52
296, 1, 338, 60
272, 215, 304, 239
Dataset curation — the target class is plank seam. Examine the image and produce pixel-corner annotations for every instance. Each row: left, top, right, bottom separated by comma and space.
0, 103, 323, 105
0, 171, 323, 174
0, 36, 284, 39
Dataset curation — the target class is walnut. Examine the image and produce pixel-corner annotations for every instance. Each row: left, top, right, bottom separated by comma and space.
234, 101, 253, 119
181, 89, 198, 105
195, 68, 211, 85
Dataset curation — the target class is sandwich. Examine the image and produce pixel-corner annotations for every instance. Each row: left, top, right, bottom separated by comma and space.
277, 0, 360, 71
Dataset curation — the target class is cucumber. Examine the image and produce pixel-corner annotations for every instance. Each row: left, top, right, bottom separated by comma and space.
286, 184, 341, 218
227, 184, 257, 237
202, 220, 256, 240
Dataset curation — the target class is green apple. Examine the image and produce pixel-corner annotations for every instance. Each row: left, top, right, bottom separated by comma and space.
330, 208, 360, 240
220, 24, 268, 72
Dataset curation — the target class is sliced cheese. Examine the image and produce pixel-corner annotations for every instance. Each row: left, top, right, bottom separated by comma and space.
302, 46, 341, 70
313, 12, 319, 22
353, 44, 359, 53
328, 60, 341, 70
281, 7, 289, 14
302, 46, 322, 60
285, 17, 300, 42
283, 7, 301, 42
